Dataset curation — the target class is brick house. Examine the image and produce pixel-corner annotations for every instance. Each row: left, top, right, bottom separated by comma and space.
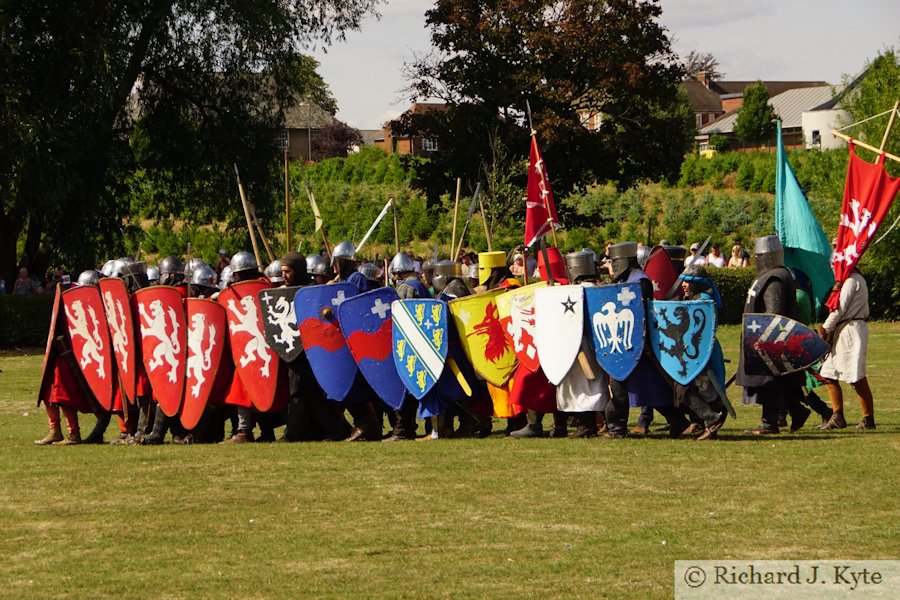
375, 102, 447, 156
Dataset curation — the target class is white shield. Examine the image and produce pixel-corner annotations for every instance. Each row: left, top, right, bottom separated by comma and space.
533, 285, 585, 385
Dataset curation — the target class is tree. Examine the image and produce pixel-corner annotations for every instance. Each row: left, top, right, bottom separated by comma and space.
395, 0, 694, 225
0, 1, 378, 284
683, 50, 725, 80
733, 81, 778, 146
312, 121, 364, 160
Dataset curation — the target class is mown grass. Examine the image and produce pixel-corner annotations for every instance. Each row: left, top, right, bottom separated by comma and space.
0, 323, 897, 599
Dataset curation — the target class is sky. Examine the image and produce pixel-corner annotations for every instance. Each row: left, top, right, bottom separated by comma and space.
310, 0, 900, 130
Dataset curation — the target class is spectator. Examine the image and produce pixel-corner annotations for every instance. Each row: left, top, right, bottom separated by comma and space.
510, 252, 526, 277
706, 244, 726, 268
13, 267, 39, 295
684, 243, 706, 267
0, 274, 6, 294
727, 244, 749, 268
215, 250, 230, 274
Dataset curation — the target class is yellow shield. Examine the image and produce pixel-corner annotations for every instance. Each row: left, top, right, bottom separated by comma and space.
449, 289, 518, 386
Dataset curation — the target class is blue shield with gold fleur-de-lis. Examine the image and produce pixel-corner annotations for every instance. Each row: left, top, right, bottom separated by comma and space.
391, 299, 448, 399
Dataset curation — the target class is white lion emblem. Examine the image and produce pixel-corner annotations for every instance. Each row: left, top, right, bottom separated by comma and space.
65, 300, 106, 377
593, 301, 635, 354
187, 312, 217, 397
507, 293, 537, 360
262, 291, 298, 353
103, 291, 130, 373
139, 298, 182, 382
227, 296, 272, 377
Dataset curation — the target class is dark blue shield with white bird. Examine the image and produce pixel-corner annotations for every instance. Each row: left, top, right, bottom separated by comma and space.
648, 300, 716, 385
584, 282, 644, 381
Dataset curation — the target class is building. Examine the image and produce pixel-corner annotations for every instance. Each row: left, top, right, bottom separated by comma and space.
374, 103, 447, 156
279, 99, 338, 162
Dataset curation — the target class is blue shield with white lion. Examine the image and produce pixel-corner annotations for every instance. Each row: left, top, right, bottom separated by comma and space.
584, 282, 645, 381
648, 300, 716, 385
391, 299, 448, 400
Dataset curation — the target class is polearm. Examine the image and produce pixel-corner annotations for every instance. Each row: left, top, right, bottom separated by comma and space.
234, 164, 263, 267
454, 181, 483, 258
303, 181, 331, 257
392, 196, 400, 255
356, 197, 393, 255
450, 178, 461, 259
284, 150, 291, 255
248, 202, 277, 263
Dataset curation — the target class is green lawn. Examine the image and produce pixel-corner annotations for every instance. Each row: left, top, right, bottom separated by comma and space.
1, 324, 898, 599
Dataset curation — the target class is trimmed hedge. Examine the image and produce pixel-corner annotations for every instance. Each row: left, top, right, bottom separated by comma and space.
708, 268, 756, 325
0, 293, 54, 347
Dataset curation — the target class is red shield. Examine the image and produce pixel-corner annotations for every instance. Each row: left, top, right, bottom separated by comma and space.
61, 286, 114, 410
39, 284, 64, 399
134, 286, 187, 417
218, 280, 279, 411
182, 298, 226, 430
99, 278, 138, 405
643, 246, 682, 300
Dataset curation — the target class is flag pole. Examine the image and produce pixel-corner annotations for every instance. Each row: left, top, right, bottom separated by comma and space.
284, 150, 291, 255
234, 164, 263, 267
478, 195, 493, 251
526, 100, 560, 248
878, 100, 899, 151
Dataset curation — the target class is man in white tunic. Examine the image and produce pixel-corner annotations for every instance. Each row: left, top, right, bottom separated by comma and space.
819, 270, 874, 430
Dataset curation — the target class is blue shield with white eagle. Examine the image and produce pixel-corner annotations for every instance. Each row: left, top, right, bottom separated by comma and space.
584, 282, 645, 381
648, 300, 716, 385
391, 299, 448, 400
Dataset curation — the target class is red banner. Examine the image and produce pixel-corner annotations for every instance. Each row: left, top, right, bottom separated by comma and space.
524, 134, 560, 248
827, 144, 900, 309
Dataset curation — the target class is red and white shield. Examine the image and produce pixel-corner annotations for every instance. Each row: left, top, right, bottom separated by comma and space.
99, 278, 138, 405
218, 280, 279, 412
181, 298, 226, 430
39, 284, 64, 400
643, 246, 682, 300
134, 286, 187, 417
496, 281, 547, 373
61, 285, 114, 410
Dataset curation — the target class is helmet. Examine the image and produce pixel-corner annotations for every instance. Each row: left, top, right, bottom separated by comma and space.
607, 242, 638, 280
146, 265, 160, 284
110, 258, 129, 278
229, 251, 258, 275
190, 264, 218, 288
536, 247, 569, 284
565, 249, 596, 282
265, 259, 284, 283
306, 253, 328, 276
432, 260, 463, 295
77, 270, 102, 287
159, 256, 184, 276
680, 264, 710, 281
358, 262, 379, 280
185, 257, 208, 275
389, 252, 416, 276
754, 235, 784, 272
331, 240, 355, 263
477, 251, 506, 285
636, 246, 651, 269
120, 261, 146, 277
219, 265, 233, 289
100, 259, 116, 277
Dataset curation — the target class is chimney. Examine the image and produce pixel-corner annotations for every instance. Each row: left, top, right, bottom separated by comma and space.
695, 71, 710, 88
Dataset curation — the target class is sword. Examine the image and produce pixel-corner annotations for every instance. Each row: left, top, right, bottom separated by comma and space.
664, 234, 712, 299
356, 197, 393, 255
709, 371, 737, 419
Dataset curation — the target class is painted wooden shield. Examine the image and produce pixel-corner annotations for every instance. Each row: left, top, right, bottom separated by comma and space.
496, 281, 547, 373
643, 246, 682, 300
648, 300, 716, 385
584, 282, 645, 381
218, 280, 279, 412
448, 289, 517, 386
392, 299, 449, 400
38, 284, 64, 402
533, 285, 585, 385
135, 286, 187, 417
258, 286, 302, 363
743, 313, 830, 376
337, 287, 406, 410
181, 298, 226, 429
293, 283, 359, 401
99, 278, 138, 405
61, 285, 114, 410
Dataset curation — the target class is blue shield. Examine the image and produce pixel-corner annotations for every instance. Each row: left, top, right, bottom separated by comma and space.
584, 283, 645, 381
743, 313, 830, 376
337, 288, 407, 410
648, 300, 716, 385
391, 299, 449, 400
293, 283, 358, 401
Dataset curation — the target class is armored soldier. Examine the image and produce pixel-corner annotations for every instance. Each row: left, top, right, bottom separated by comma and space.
306, 254, 331, 285
331, 240, 368, 293
432, 260, 471, 301
390, 252, 431, 299
265, 259, 284, 285
158, 256, 185, 287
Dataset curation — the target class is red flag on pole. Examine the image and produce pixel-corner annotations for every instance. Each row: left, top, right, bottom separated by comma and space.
524, 134, 560, 248
827, 143, 900, 309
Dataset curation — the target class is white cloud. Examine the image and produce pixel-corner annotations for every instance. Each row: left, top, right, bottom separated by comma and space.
659, 0, 772, 28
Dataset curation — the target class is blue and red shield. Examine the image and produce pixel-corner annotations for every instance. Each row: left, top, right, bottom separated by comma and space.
391, 299, 449, 400
743, 313, 830, 376
648, 300, 716, 385
584, 282, 645, 381
337, 287, 407, 410
294, 283, 359, 401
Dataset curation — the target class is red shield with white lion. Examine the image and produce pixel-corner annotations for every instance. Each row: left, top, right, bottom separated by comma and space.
218, 280, 278, 411
99, 278, 138, 405
61, 285, 114, 410
134, 286, 187, 417
181, 298, 226, 429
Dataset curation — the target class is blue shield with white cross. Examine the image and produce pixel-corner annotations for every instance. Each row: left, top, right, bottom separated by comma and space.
391, 299, 449, 400
648, 300, 716, 385
584, 282, 645, 381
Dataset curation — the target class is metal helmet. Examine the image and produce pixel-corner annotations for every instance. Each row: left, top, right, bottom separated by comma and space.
306, 253, 328, 276
607, 242, 638, 280
190, 264, 218, 288
110, 258, 129, 278
100, 259, 116, 277
265, 259, 284, 283
662, 245, 688, 275
219, 265, 233, 289
146, 265, 160, 284
389, 252, 416, 276
77, 269, 102, 287
680, 264, 712, 295
565, 249, 597, 282
754, 235, 784, 272
477, 251, 507, 286
185, 257, 208, 275
358, 262, 379, 280
159, 256, 184, 276
432, 260, 463, 295
331, 240, 355, 264
230, 251, 258, 275
636, 246, 651, 269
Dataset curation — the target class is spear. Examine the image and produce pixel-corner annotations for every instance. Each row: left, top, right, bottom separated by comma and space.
234, 164, 262, 267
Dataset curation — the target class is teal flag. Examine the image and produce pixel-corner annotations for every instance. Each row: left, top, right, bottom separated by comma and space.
774, 121, 835, 312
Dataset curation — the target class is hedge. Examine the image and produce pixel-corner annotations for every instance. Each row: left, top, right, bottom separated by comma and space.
708, 268, 756, 325
0, 293, 54, 347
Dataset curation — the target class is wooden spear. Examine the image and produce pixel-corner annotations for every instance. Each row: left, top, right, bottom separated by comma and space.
234, 164, 262, 267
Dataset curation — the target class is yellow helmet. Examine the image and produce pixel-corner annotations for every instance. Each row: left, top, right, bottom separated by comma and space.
477, 251, 507, 285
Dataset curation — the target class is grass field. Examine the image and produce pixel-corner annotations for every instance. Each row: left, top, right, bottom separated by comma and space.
0, 324, 898, 599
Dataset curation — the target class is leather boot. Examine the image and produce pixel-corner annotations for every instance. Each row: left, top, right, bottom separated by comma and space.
35, 424, 63, 445
82, 413, 111, 444
53, 431, 82, 446
141, 405, 169, 445
549, 412, 568, 438
504, 413, 528, 436
573, 412, 599, 438
819, 411, 847, 430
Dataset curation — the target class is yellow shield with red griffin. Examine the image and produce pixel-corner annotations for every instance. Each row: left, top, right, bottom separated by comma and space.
448, 289, 518, 386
